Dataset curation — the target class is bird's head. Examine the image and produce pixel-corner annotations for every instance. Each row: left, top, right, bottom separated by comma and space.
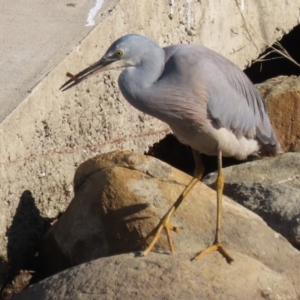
60, 34, 160, 91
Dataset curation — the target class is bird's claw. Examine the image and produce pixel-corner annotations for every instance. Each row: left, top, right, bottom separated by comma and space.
193, 242, 234, 263
136, 208, 180, 256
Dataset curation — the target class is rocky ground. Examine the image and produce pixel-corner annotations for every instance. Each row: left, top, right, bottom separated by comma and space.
9, 149, 300, 299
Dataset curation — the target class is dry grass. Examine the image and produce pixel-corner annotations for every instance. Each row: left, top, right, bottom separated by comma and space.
235, 0, 300, 68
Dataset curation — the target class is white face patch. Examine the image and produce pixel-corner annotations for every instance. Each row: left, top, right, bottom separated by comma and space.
123, 58, 136, 67
109, 58, 135, 70
110, 60, 127, 70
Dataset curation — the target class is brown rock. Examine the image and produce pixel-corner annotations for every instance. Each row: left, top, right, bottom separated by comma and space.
257, 75, 300, 152
1, 270, 33, 300
38, 151, 300, 298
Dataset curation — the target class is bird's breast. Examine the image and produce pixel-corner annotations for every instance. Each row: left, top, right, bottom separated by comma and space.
169, 123, 219, 155
170, 123, 259, 159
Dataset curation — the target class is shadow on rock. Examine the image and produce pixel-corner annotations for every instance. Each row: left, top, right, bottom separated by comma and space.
1, 190, 54, 299
40, 202, 150, 278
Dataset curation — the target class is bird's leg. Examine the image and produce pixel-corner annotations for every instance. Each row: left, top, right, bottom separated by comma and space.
138, 150, 204, 256
194, 150, 234, 263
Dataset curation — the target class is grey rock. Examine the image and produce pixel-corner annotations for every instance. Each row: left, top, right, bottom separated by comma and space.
12, 252, 299, 300
203, 152, 300, 248
223, 183, 300, 248
204, 152, 300, 187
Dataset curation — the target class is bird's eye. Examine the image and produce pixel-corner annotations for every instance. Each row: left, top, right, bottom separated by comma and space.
115, 50, 123, 58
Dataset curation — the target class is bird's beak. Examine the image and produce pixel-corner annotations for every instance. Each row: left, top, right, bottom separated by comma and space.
59, 56, 116, 91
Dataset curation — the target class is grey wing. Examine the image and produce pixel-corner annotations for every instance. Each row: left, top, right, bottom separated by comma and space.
161, 45, 280, 153
204, 49, 279, 148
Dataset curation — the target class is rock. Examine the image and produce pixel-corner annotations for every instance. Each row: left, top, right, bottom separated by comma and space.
37, 151, 300, 298
1, 270, 33, 300
13, 252, 298, 300
257, 75, 300, 152
0, 258, 9, 293
203, 152, 300, 249
223, 183, 300, 249
204, 152, 300, 187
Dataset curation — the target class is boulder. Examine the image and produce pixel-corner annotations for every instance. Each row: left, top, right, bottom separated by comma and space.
257, 76, 300, 152
14, 252, 298, 300
203, 152, 300, 249
35, 151, 300, 299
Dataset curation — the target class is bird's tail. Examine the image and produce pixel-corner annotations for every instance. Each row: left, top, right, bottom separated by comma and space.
258, 130, 282, 156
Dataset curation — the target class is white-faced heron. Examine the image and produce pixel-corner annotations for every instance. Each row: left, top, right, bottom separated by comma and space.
60, 34, 281, 263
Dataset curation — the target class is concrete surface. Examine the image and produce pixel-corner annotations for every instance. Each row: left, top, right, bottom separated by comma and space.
0, 0, 118, 122
1, 0, 300, 270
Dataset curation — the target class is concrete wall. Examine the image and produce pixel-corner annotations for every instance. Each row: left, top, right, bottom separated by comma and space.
0, 0, 299, 260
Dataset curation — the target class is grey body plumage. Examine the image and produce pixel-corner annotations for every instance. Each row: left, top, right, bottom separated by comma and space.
108, 34, 280, 158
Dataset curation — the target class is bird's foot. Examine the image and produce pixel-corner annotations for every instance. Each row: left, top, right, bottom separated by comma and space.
137, 207, 181, 256
193, 242, 234, 263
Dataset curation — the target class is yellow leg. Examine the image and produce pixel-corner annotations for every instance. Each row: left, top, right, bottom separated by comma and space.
138, 150, 204, 256
194, 150, 234, 263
